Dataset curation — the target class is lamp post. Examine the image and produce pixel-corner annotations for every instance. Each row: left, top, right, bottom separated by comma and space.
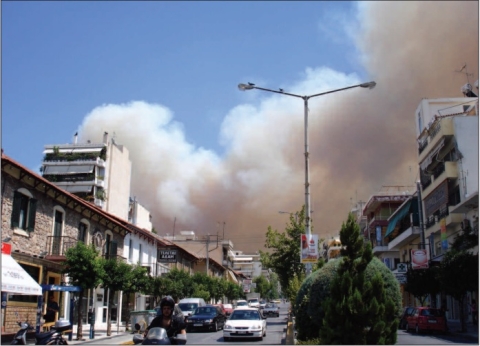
239, 81, 376, 275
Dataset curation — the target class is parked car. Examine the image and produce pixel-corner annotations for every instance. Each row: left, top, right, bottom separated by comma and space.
185, 305, 227, 332
223, 304, 234, 316
262, 303, 280, 318
405, 307, 447, 334
399, 307, 415, 329
223, 307, 267, 341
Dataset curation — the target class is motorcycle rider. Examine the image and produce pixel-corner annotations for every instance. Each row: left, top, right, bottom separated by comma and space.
144, 296, 186, 343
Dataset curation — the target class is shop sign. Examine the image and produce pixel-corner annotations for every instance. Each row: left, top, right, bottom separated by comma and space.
158, 249, 177, 263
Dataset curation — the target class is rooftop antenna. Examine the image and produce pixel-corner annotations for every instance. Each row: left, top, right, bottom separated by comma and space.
455, 63, 474, 85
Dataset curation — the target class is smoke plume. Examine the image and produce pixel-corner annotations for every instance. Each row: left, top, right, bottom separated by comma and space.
79, 2, 478, 252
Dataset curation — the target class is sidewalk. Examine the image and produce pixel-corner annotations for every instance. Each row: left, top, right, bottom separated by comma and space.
65, 324, 131, 345
447, 319, 479, 342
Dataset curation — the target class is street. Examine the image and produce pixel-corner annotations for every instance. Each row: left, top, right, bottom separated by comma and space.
397, 328, 477, 345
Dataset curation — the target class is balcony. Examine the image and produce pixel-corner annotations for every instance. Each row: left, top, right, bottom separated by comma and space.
418, 118, 454, 163
44, 236, 78, 261
388, 226, 421, 250
422, 162, 458, 198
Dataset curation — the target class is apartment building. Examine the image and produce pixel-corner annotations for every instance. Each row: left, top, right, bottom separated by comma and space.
41, 132, 132, 220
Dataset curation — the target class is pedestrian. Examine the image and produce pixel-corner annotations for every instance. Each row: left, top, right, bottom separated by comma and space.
470, 298, 477, 326
43, 295, 59, 323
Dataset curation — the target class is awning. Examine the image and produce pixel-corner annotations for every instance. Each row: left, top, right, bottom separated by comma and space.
420, 138, 445, 171
1, 254, 42, 295
227, 270, 238, 284
385, 200, 412, 238
63, 185, 93, 193
43, 165, 94, 175
234, 257, 253, 261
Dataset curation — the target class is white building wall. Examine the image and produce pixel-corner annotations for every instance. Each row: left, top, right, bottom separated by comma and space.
105, 142, 132, 220
454, 116, 479, 200
132, 201, 153, 231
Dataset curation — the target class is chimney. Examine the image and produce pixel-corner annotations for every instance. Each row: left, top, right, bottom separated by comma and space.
103, 132, 109, 144
73, 132, 78, 144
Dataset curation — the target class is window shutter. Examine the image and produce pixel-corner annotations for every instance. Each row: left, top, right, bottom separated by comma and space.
27, 198, 37, 232
11, 191, 22, 229
110, 240, 118, 259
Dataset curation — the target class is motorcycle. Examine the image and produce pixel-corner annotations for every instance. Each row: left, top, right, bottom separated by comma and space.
10, 321, 34, 345
34, 319, 71, 345
10, 312, 70, 345
133, 323, 187, 345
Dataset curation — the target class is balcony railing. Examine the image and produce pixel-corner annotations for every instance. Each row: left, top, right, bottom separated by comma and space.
429, 121, 441, 140
46, 236, 78, 257
432, 162, 445, 179
418, 139, 428, 155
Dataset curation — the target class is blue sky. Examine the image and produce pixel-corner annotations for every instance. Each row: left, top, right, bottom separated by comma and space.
2, 2, 478, 250
3, 1, 361, 166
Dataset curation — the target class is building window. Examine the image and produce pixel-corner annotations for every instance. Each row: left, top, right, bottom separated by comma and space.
78, 222, 88, 242
129, 239, 133, 261
104, 232, 117, 259
139, 244, 143, 264
51, 208, 65, 255
11, 189, 37, 232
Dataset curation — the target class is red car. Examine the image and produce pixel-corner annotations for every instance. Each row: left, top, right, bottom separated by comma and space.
405, 307, 447, 334
214, 304, 227, 315
223, 303, 233, 316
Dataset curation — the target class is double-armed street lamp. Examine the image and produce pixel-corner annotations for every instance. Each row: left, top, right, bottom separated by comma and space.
238, 80, 376, 274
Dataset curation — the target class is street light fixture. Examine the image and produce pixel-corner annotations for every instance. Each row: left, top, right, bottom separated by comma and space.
239, 80, 376, 274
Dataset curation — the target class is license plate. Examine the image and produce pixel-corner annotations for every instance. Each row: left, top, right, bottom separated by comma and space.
237, 331, 247, 334
428, 319, 437, 323
194, 324, 202, 326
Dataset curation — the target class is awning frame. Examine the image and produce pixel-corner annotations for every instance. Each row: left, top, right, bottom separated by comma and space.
385, 199, 413, 239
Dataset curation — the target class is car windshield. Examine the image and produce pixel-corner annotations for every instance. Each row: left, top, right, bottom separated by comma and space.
178, 303, 198, 311
224, 304, 233, 309
237, 301, 248, 306
230, 311, 260, 320
194, 307, 216, 315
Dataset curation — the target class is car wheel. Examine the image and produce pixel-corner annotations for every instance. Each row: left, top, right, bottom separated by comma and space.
415, 324, 420, 334
214, 322, 218, 332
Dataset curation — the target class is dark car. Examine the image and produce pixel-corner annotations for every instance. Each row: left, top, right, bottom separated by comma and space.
399, 307, 415, 329
185, 305, 227, 332
405, 307, 447, 334
262, 303, 280, 317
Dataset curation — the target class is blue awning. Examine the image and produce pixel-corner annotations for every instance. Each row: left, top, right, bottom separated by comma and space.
385, 200, 412, 238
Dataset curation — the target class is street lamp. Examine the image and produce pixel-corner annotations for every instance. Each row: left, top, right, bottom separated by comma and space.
279, 211, 299, 223
239, 80, 376, 274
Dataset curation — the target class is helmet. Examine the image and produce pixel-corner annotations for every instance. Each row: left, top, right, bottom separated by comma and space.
160, 296, 175, 310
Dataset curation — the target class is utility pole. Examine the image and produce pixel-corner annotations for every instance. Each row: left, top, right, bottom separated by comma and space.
206, 234, 210, 275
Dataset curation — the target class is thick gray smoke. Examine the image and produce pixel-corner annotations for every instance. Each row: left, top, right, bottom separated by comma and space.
78, 2, 478, 252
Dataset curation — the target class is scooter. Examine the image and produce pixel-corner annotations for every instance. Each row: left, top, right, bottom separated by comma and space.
34, 319, 71, 345
132, 323, 187, 345
10, 321, 34, 345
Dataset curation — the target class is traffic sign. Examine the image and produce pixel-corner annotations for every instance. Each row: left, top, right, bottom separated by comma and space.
395, 274, 407, 284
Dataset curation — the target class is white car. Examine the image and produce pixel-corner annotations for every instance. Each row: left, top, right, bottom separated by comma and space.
247, 298, 260, 308
235, 300, 249, 308
223, 307, 267, 341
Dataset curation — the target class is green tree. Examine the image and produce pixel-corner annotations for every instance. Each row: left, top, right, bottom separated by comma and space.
225, 282, 243, 302
253, 275, 271, 298
267, 272, 280, 300
100, 258, 135, 336
163, 268, 195, 300
439, 250, 478, 332
260, 206, 307, 298
320, 213, 398, 344
404, 266, 441, 306
149, 275, 176, 306
62, 242, 105, 340
210, 276, 227, 303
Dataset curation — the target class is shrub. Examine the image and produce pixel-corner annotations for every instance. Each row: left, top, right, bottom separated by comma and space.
295, 257, 402, 341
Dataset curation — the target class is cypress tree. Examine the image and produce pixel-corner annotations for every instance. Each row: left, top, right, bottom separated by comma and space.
320, 213, 397, 344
